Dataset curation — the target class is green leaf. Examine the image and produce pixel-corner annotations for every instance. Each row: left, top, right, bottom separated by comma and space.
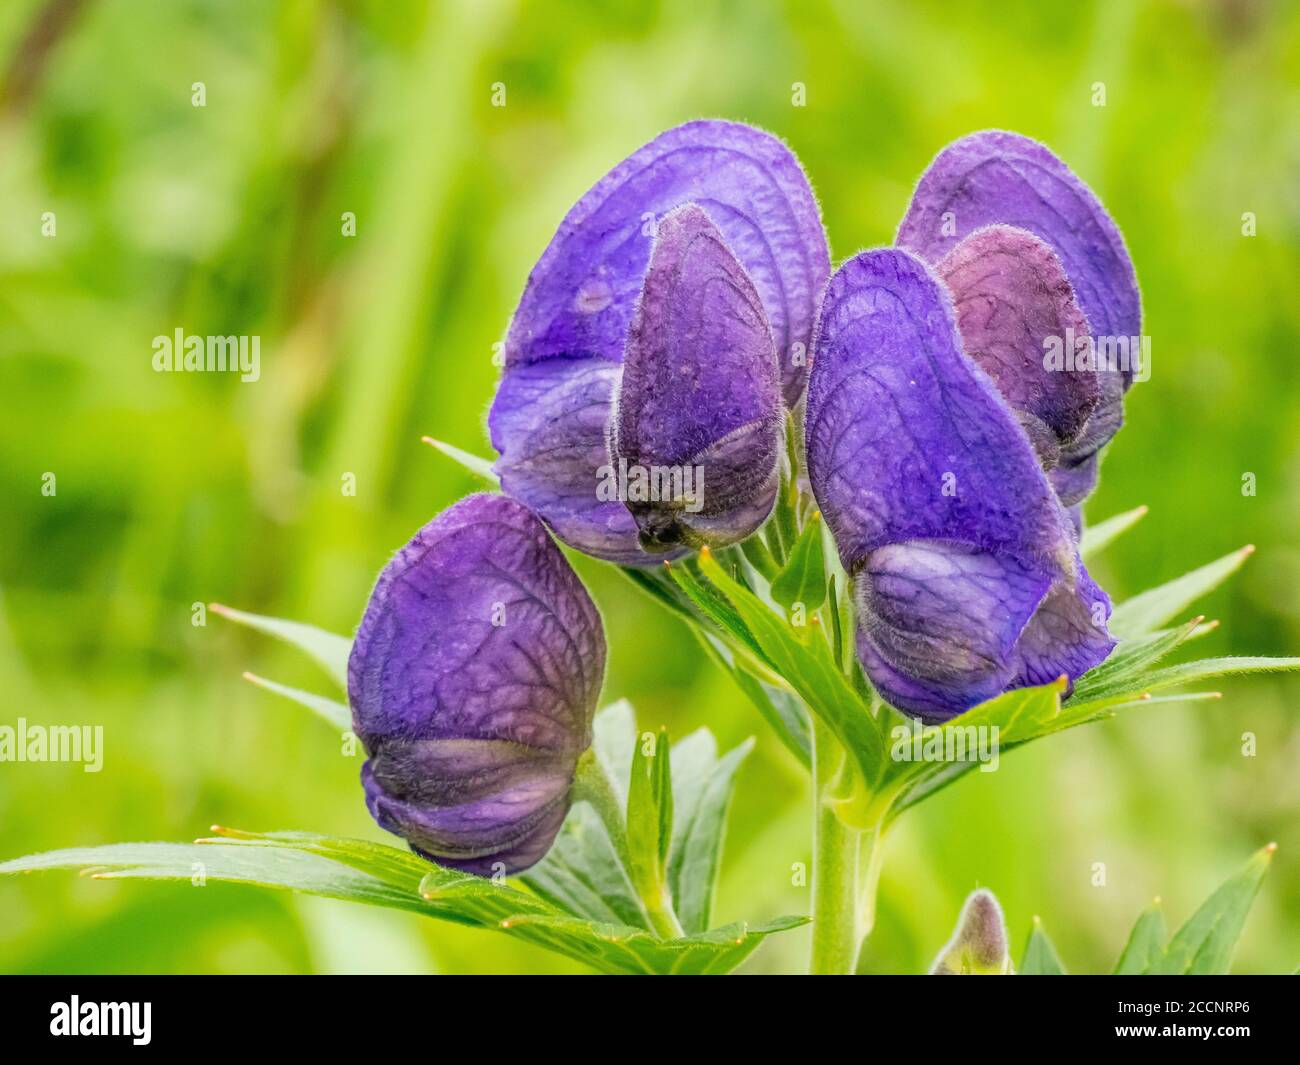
1110, 545, 1254, 639
210, 603, 351, 690
1067, 618, 1203, 704
739, 533, 779, 581
420, 435, 500, 485
521, 803, 649, 930
1146, 844, 1275, 975
725, 659, 811, 767
242, 672, 352, 732
886, 682, 1065, 817
770, 513, 828, 611
1079, 505, 1148, 559
1114, 899, 1167, 974
0, 838, 428, 914
667, 732, 755, 934
591, 699, 637, 808
666, 559, 768, 665
0, 830, 805, 976
529, 704, 768, 946
523, 702, 647, 929
1020, 917, 1066, 974
461, 910, 808, 976
1082, 656, 1300, 711
697, 547, 883, 783
626, 728, 672, 899
615, 563, 697, 624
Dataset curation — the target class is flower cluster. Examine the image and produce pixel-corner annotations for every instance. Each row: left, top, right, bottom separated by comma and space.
349, 122, 1139, 871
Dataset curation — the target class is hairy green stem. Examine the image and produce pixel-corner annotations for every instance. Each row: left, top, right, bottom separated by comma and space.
810, 718, 862, 974
573, 749, 685, 940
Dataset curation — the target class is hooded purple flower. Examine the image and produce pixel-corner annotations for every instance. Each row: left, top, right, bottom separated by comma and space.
489, 119, 829, 563
806, 249, 1114, 723
897, 130, 1142, 507
347, 493, 605, 875
609, 204, 782, 551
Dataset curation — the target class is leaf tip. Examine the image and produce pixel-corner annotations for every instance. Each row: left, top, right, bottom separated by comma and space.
1241, 543, 1257, 557
1265, 841, 1278, 857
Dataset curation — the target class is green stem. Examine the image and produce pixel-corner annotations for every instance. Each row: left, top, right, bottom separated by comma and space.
856, 824, 884, 943
573, 749, 685, 940
810, 718, 862, 974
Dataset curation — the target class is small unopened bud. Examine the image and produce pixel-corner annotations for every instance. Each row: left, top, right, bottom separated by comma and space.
929, 888, 1014, 974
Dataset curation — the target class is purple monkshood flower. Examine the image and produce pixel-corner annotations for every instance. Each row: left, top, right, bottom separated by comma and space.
806, 249, 1115, 723
489, 119, 830, 563
897, 130, 1142, 510
610, 204, 783, 551
348, 493, 605, 875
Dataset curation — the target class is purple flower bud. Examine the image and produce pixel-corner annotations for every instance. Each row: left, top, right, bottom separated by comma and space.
609, 205, 782, 551
806, 249, 1113, 723
929, 889, 1013, 975
347, 494, 605, 875
898, 130, 1141, 502
489, 119, 828, 562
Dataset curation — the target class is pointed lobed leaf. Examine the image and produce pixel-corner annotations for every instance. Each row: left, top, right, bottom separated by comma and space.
666, 559, 769, 666
1020, 918, 1066, 974
1079, 505, 1148, 559
521, 803, 649, 930
724, 657, 811, 767
1109, 546, 1254, 639
770, 514, 828, 611
0, 831, 804, 976
243, 672, 352, 732
885, 681, 1063, 817
1067, 618, 1203, 704
1146, 845, 1274, 975
697, 547, 884, 783
421, 435, 501, 485
626, 729, 672, 902
211, 604, 351, 690
1114, 899, 1167, 975
667, 734, 755, 935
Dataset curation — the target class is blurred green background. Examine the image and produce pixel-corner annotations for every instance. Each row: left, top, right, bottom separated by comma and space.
2, 0, 1298, 974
